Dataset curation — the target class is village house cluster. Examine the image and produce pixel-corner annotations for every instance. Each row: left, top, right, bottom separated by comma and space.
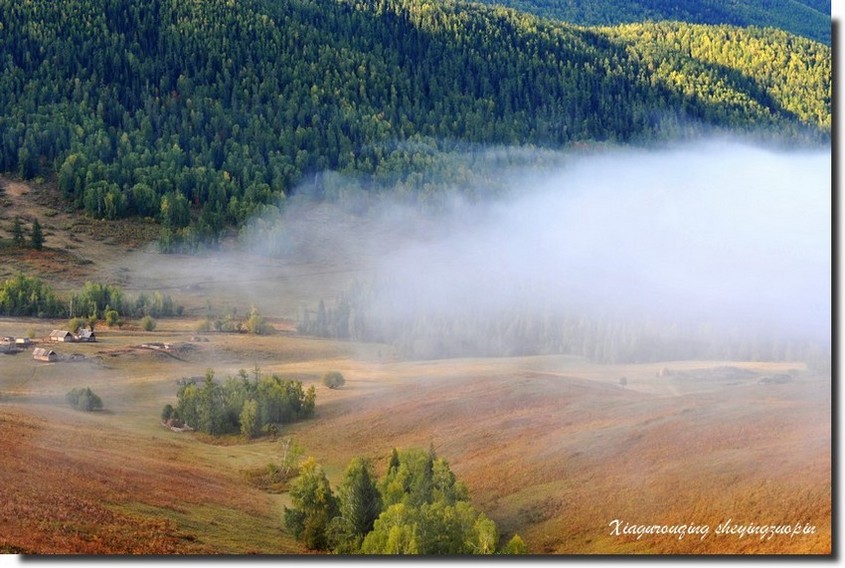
47, 329, 96, 343
1, 328, 97, 362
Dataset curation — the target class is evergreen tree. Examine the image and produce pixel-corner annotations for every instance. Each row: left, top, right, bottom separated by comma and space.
30, 218, 43, 251
11, 216, 23, 247
388, 448, 400, 474
287, 448, 524, 554
328, 457, 383, 553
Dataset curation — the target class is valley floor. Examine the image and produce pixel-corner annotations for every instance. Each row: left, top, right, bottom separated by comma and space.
0, 318, 831, 554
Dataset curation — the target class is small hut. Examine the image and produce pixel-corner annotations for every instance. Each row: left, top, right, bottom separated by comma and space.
76, 329, 96, 342
33, 347, 58, 362
49, 330, 74, 342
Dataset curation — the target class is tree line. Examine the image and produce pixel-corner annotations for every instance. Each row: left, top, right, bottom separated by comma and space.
0, 0, 830, 249
0, 273, 181, 320
284, 447, 526, 554
604, 21, 831, 131
299, 281, 830, 368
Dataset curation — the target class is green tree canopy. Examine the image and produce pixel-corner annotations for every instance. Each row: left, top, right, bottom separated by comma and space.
284, 447, 524, 554
284, 457, 338, 550
171, 369, 316, 437
66, 387, 103, 411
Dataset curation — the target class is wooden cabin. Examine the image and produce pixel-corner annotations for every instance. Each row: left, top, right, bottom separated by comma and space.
49, 330, 74, 342
33, 347, 58, 362
76, 329, 96, 342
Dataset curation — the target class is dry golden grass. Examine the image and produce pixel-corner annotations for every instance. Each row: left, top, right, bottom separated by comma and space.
251, 354, 828, 555
0, 397, 308, 554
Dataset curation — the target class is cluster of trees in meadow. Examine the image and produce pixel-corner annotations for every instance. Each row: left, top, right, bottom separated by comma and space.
194, 304, 273, 335
0, 273, 180, 321
300, 284, 830, 367
163, 369, 316, 438
67, 281, 182, 320
0, 0, 830, 247
284, 447, 525, 554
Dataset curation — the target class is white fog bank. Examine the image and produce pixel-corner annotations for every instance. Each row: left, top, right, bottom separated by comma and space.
368, 141, 831, 344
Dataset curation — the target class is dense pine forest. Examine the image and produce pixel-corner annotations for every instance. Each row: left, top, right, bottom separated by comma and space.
472, 0, 831, 45
0, 0, 831, 248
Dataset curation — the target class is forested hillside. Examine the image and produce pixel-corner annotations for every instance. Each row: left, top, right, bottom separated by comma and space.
472, 0, 831, 44
0, 0, 831, 246
604, 22, 831, 129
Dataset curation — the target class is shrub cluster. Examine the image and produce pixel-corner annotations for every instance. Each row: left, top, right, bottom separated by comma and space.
66, 387, 103, 411
321, 371, 345, 389
194, 305, 273, 335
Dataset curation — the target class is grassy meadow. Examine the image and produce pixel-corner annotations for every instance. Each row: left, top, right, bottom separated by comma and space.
0, 315, 831, 554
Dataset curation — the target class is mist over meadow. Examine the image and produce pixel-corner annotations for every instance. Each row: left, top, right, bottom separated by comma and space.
131, 138, 830, 362
361, 140, 831, 344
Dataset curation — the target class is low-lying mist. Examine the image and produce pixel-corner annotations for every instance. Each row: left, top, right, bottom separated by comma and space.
367, 141, 830, 340
128, 139, 831, 363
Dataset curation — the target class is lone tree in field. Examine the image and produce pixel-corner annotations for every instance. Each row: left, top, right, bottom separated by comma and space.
11, 216, 24, 247
105, 308, 121, 328
66, 387, 103, 411
322, 371, 345, 389
30, 218, 43, 250
140, 315, 157, 331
